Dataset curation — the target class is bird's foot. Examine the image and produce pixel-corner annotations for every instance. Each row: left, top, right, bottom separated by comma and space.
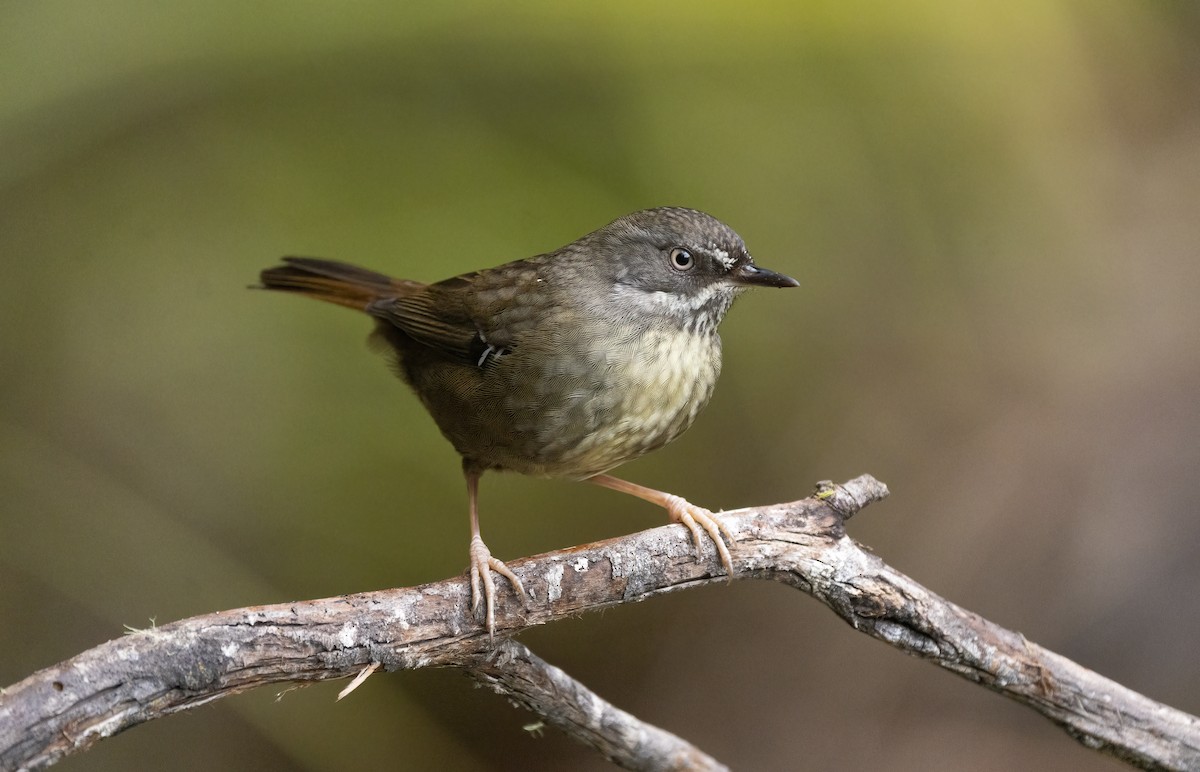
662, 495, 736, 576
468, 535, 528, 637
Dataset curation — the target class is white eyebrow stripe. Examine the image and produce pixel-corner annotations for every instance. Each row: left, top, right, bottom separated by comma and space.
708, 247, 736, 270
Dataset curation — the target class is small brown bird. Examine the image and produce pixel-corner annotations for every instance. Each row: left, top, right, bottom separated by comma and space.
259, 207, 798, 633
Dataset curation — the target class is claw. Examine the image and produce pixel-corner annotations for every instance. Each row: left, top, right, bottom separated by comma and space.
587, 474, 738, 578
664, 494, 735, 576
468, 535, 527, 636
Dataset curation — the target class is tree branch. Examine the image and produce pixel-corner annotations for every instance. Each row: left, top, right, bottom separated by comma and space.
1, 475, 1197, 770
464, 639, 727, 772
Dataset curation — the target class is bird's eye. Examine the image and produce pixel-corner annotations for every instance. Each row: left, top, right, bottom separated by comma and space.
668, 247, 695, 272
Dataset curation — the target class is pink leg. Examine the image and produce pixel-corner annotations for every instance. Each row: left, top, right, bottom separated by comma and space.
465, 467, 527, 636
587, 474, 735, 575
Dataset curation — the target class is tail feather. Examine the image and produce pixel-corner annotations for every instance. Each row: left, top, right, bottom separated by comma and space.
257, 257, 421, 310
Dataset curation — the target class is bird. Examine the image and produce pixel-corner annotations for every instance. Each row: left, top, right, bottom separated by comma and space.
258, 207, 798, 634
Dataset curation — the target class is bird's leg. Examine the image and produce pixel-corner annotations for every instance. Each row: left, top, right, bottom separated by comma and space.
465, 465, 527, 636
587, 474, 736, 575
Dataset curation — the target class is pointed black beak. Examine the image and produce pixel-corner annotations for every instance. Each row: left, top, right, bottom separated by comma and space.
733, 262, 800, 289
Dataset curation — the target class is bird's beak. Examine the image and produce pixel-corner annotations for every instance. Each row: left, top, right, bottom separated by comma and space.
732, 262, 800, 289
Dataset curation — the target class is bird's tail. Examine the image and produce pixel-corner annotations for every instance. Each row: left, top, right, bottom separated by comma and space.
257, 257, 422, 310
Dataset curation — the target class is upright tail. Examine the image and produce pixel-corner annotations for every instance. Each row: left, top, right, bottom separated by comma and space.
257, 257, 422, 311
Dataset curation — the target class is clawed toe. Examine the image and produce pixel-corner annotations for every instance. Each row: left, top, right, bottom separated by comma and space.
664, 496, 736, 576
468, 535, 527, 636
586, 475, 738, 578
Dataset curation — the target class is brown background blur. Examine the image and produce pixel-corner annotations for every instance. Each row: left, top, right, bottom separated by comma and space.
3, 2, 1199, 770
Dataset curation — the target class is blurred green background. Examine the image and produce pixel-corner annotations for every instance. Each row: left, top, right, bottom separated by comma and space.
3, 2, 1199, 770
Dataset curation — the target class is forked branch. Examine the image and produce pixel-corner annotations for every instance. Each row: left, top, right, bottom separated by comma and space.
1, 476, 1197, 771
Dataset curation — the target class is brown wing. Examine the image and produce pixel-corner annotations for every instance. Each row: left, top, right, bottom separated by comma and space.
367, 259, 550, 364
368, 282, 479, 362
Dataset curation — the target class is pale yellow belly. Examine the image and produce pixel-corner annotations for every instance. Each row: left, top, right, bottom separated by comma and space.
409, 316, 724, 480
509, 325, 722, 479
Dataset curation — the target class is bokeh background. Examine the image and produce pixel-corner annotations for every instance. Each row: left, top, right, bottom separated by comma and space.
3, 2, 1200, 770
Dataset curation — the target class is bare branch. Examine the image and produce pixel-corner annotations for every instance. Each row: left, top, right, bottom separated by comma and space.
1, 475, 1198, 771
466, 640, 727, 772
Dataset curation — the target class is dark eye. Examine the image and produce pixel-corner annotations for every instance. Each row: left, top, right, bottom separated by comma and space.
668, 247, 694, 271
